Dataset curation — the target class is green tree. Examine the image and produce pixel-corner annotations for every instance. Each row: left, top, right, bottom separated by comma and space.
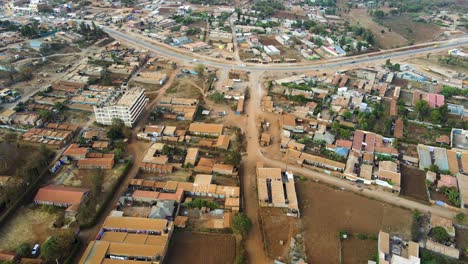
16, 243, 31, 257
91, 169, 104, 196
41, 231, 75, 261
343, 111, 352, 120
415, 100, 429, 120
232, 213, 252, 236
194, 64, 205, 79
429, 164, 439, 173
224, 151, 241, 166
18, 66, 33, 81
106, 118, 125, 140
356, 41, 362, 52
431, 226, 450, 243
373, 10, 385, 18
39, 109, 52, 122
454, 213, 466, 224
114, 148, 123, 160
208, 92, 225, 103
430, 109, 442, 123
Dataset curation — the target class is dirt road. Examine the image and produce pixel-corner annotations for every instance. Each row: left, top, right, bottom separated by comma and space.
74, 71, 177, 261
236, 69, 460, 264
241, 71, 270, 264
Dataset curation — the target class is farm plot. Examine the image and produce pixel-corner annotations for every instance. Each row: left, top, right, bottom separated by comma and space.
165, 231, 236, 264
400, 165, 429, 203
297, 181, 413, 264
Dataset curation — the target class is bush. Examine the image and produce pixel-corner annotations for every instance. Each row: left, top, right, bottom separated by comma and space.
454, 213, 466, 224
41, 231, 76, 261
208, 92, 225, 103
16, 243, 31, 257
431, 226, 450, 243
186, 198, 219, 210
232, 213, 252, 237
356, 233, 368, 240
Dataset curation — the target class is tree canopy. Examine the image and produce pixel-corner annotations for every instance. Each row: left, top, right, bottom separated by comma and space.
232, 213, 252, 236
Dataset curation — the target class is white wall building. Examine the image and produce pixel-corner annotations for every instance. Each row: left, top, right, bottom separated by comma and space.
93, 88, 148, 127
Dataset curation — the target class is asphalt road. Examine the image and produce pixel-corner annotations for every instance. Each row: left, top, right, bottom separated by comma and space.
104, 26, 468, 71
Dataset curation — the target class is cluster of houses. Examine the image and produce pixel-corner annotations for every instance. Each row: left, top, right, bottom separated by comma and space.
264, 66, 467, 206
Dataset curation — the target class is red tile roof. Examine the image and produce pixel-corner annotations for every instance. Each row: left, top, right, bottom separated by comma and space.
34, 185, 89, 205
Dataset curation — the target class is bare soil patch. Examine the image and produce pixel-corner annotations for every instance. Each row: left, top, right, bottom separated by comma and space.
400, 165, 429, 203
379, 15, 444, 44
0, 205, 59, 251
165, 231, 236, 264
345, 9, 407, 49
455, 227, 468, 261
342, 237, 377, 264
297, 180, 413, 264
259, 207, 300, 260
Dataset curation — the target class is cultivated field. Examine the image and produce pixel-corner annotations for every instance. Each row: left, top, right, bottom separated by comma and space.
165, 231, 236, 264
342, 237, 377, 264
0, 205, 59, 251
297, 181, 413, 264
400, 165, 429, 202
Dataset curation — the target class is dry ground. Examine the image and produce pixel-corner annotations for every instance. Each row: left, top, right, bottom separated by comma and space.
407, 54, 468, 75
400, 165, 429, 203
345, 9, 408, 49
379, 15, 444, 44
297, 180, 413, 264
53, 163, 127, 192
455, 227, 468, 261
342, 237, 377, 264
0, 205, 59, 251
259, 207, 300, 261
165, 77, 203, 98
165, 231, 236, 264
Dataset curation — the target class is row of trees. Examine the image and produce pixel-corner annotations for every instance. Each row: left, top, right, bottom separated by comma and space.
252, 0, 285, 19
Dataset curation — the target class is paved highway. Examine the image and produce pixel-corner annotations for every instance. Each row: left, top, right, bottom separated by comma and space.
104, 26, 468, 71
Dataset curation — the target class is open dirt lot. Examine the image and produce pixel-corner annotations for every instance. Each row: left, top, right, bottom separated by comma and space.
379, 15, 444, 44
455, 227, 468, 261
165, 77, 203, 98
297, 181, 413, 264
259, 207, 300, 260
345, 9, 408, 49
342, 237, 377, 264
165, 231, 236, 264
400, 165, 429, 203
0, 205, 59, 251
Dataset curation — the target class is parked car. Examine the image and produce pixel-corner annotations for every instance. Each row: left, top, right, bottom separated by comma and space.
32, 244, 40, 256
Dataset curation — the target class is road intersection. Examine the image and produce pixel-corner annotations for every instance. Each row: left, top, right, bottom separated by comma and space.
106, 26, 466, 262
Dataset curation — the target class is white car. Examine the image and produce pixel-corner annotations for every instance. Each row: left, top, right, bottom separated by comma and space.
32, 244, 40, 256
241, 64, 246, 67
192, 59, 198, 62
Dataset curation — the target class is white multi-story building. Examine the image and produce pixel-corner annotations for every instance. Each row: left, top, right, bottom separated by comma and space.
93, 88, 148, 127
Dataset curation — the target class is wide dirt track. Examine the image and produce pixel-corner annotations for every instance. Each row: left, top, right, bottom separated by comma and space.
297, 181, 414, 264
165, 231, 236, 264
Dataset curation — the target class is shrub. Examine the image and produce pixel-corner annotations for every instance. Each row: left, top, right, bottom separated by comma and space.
233, 213, 252, 237
431, 226, 450, 243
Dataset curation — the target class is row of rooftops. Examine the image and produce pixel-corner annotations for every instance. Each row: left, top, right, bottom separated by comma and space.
256, 163, 299, 216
